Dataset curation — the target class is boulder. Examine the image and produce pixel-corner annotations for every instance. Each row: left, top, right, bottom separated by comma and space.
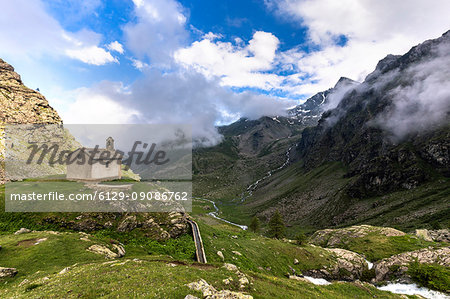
14, 228, 31, 235
305, 248, 368, 281
414, 229, 433, 241
310, 225, 405, 247
87, 244, 120, 259
112, 244, 126, 257
373, 247, 450, 282
428, 229, 450, 242
184, 295, 199, 299
0, 267, 18, 278
186, 279, 217, 297
223, 263, 239, 272
293, 259, 299, 265
217, 251, 225, 261
117, 215, 137, 232
186, 279, 253, 299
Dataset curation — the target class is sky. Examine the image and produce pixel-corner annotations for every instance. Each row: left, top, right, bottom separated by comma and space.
1, 0, 449, 144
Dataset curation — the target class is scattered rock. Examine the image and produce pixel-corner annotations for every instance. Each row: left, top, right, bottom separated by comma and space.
415, 229, 450, 242
186, 279, 217, 297
186, 279, 252, 299
14, 228, 31, 235
428, 229, 450, 242
0, 267, 18, 278
238, 276, 249, 288
209, 290, 253, 299
223, 263, 239, 272
117, 215, 137, 232
217, 251, 224, 261
223, 277, 233, 285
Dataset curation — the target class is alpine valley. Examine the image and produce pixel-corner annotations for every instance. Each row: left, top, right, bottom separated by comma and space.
0, 31, 449, 298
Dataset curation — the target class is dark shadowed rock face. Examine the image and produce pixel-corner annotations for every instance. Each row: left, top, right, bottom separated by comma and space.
297, 31, 450, 197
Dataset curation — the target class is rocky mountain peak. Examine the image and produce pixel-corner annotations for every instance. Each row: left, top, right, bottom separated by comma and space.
334, 77, 357, 88
0, 58, 62, 124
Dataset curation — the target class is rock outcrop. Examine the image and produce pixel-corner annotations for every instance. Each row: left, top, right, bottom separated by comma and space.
305, 248, 368, 281
415, 229, 450, 242
373, 247, 450, 282
14, 227, 31, 235
87, 244, 125, 259
0, 267, 18, 278
310, 225, 405, 247
0, 58, 62, 125
0, 58, 78, 183
186, 279, 253, 299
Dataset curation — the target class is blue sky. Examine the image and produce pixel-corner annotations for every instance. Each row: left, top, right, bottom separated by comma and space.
1, 0, 449, 144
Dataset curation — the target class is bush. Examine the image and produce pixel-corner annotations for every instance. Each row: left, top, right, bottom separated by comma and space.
407, 262, 450, 292
295, 233, 308, 246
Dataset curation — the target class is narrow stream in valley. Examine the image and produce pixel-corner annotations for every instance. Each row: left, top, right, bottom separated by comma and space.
195, 142, 297, 230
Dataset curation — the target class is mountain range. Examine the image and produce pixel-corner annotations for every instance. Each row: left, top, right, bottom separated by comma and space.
193, 30, 450, 232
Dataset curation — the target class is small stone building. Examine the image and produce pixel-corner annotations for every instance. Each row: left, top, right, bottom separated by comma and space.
66, 137, 122, 181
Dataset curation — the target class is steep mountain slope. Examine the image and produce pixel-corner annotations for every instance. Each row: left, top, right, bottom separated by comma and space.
298, 31, 450, 197
288, 77, 359, 127
198, 31, 450, 232
0, 59, 61, 124
193, 116, 304, 199
192, 77, 358, 199
0, 59, 64, 184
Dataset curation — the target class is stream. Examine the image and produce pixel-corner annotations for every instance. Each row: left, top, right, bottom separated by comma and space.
196, 143, 297, 230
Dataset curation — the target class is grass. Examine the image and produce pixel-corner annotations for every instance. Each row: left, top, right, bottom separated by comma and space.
0, 230, 407, 298
407, 262, 450, 293
313, 229, 442, 261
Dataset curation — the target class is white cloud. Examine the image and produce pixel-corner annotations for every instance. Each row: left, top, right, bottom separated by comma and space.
174, 31, 282, 90
265, 0, 450, 95
52, 69, 296, 145
52, 82, 142, 124
130, 58, 149, 70
107, 41, 124, 54
66, 46, 118, 66
124, 0, 188, 66
373, 41, 450, 141
0, 0, 116, 66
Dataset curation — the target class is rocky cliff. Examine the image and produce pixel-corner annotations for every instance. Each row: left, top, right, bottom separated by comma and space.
0, 58, 62, 124
298, 31, 450, 197
0, 58, 64, 183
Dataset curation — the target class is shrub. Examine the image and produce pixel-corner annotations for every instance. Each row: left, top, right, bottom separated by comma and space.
407, 262, 450, 292
295, 233, 308, 246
